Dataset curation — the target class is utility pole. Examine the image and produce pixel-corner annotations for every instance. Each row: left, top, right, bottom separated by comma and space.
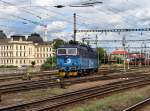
29, 0, 31, 7
144, 43, 147, 67
95, 35, 99, 68
44, 25, 48, 42
122, 36, 126, 73
73, 13, 76, 42
127, 45, 130, 69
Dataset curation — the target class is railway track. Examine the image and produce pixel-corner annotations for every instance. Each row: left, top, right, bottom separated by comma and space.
0, 66, 147, 82
0, 71, 57, 82
122, 97, 150, 111
0, 76, 149, 111
0, 70, 149, 95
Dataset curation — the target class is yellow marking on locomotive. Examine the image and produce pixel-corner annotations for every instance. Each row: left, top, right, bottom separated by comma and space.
69, 72, 78, 76
59, 72, 66, 77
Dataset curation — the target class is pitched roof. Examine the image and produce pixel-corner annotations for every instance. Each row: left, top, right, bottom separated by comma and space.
0, 30, 7, 39
27, 33, 44, 43
11, 35, 26, 41
112, 49, 128, 55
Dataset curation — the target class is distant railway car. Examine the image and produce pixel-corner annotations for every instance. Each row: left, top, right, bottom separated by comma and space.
128, 53, 145, 65
56, 41, 99, 77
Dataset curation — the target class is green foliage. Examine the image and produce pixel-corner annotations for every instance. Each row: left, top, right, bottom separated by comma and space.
31, 61, 36, 67
70, 89, 145, 111
97, 47, 108, 64
53, 38, 64, 49
116, 57, 123, 64
41, 56, 56, 70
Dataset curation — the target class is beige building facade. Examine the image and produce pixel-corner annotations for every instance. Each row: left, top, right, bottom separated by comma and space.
0, 33, 54, 67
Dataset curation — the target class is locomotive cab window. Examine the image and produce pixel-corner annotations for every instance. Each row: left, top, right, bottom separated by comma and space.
67, 48, 77, 55
57, 49, 66, 55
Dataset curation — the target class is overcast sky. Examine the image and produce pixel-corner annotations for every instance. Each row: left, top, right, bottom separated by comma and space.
0, 0, 150, 48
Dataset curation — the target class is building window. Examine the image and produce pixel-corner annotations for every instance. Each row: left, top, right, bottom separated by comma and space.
16, 60, 18, 64
20, 46, 22, 50
24, 46, 25, 50
24, 60, 25, 64
20, 60, 22, 64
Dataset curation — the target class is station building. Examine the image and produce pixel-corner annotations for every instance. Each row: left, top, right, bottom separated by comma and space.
111, 49, 128, 60
0, 30, 54, 67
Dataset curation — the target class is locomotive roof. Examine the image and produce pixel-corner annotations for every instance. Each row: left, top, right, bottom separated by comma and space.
58, 43, 96, 52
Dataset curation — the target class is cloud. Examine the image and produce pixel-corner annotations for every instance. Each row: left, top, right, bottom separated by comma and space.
34, 21, 67, 32
0, 6, 19, 16
1, 0, 150, 49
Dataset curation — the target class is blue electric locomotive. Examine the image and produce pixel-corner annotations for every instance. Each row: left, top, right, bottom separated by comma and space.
57, 42, 99, 77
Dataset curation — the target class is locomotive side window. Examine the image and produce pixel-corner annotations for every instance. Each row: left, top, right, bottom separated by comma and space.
57, 49, 66, 55
68, 48, 77, 55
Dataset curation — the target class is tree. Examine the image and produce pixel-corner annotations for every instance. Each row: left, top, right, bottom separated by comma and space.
41, 56, 56, 70
97, 47, 108, 64
53, 38, 64, 49
31, 61, 36, 67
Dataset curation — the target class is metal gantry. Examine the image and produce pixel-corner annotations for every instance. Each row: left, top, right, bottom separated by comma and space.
77, 28, 150, 33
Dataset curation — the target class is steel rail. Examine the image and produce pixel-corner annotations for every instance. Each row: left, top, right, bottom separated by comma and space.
0, 66, 146, 82
0, 72, 57, 82
0, 70, 149, 95
122, 97, 150, 111
0, 76, 149, 111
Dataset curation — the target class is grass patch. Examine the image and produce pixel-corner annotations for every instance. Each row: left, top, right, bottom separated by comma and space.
69, 87, 150, 111
49, 88, 67, 95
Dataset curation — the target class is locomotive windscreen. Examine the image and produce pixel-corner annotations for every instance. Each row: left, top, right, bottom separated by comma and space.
57, 48, 77, 55
57, 49, 66, 55
68, 48, 77, 55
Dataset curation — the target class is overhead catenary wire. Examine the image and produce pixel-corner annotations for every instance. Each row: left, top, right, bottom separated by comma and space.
0, 1, 90, 30
0, 0, 43, 19
75, 0, 149, 30
35, 6, 90, 27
